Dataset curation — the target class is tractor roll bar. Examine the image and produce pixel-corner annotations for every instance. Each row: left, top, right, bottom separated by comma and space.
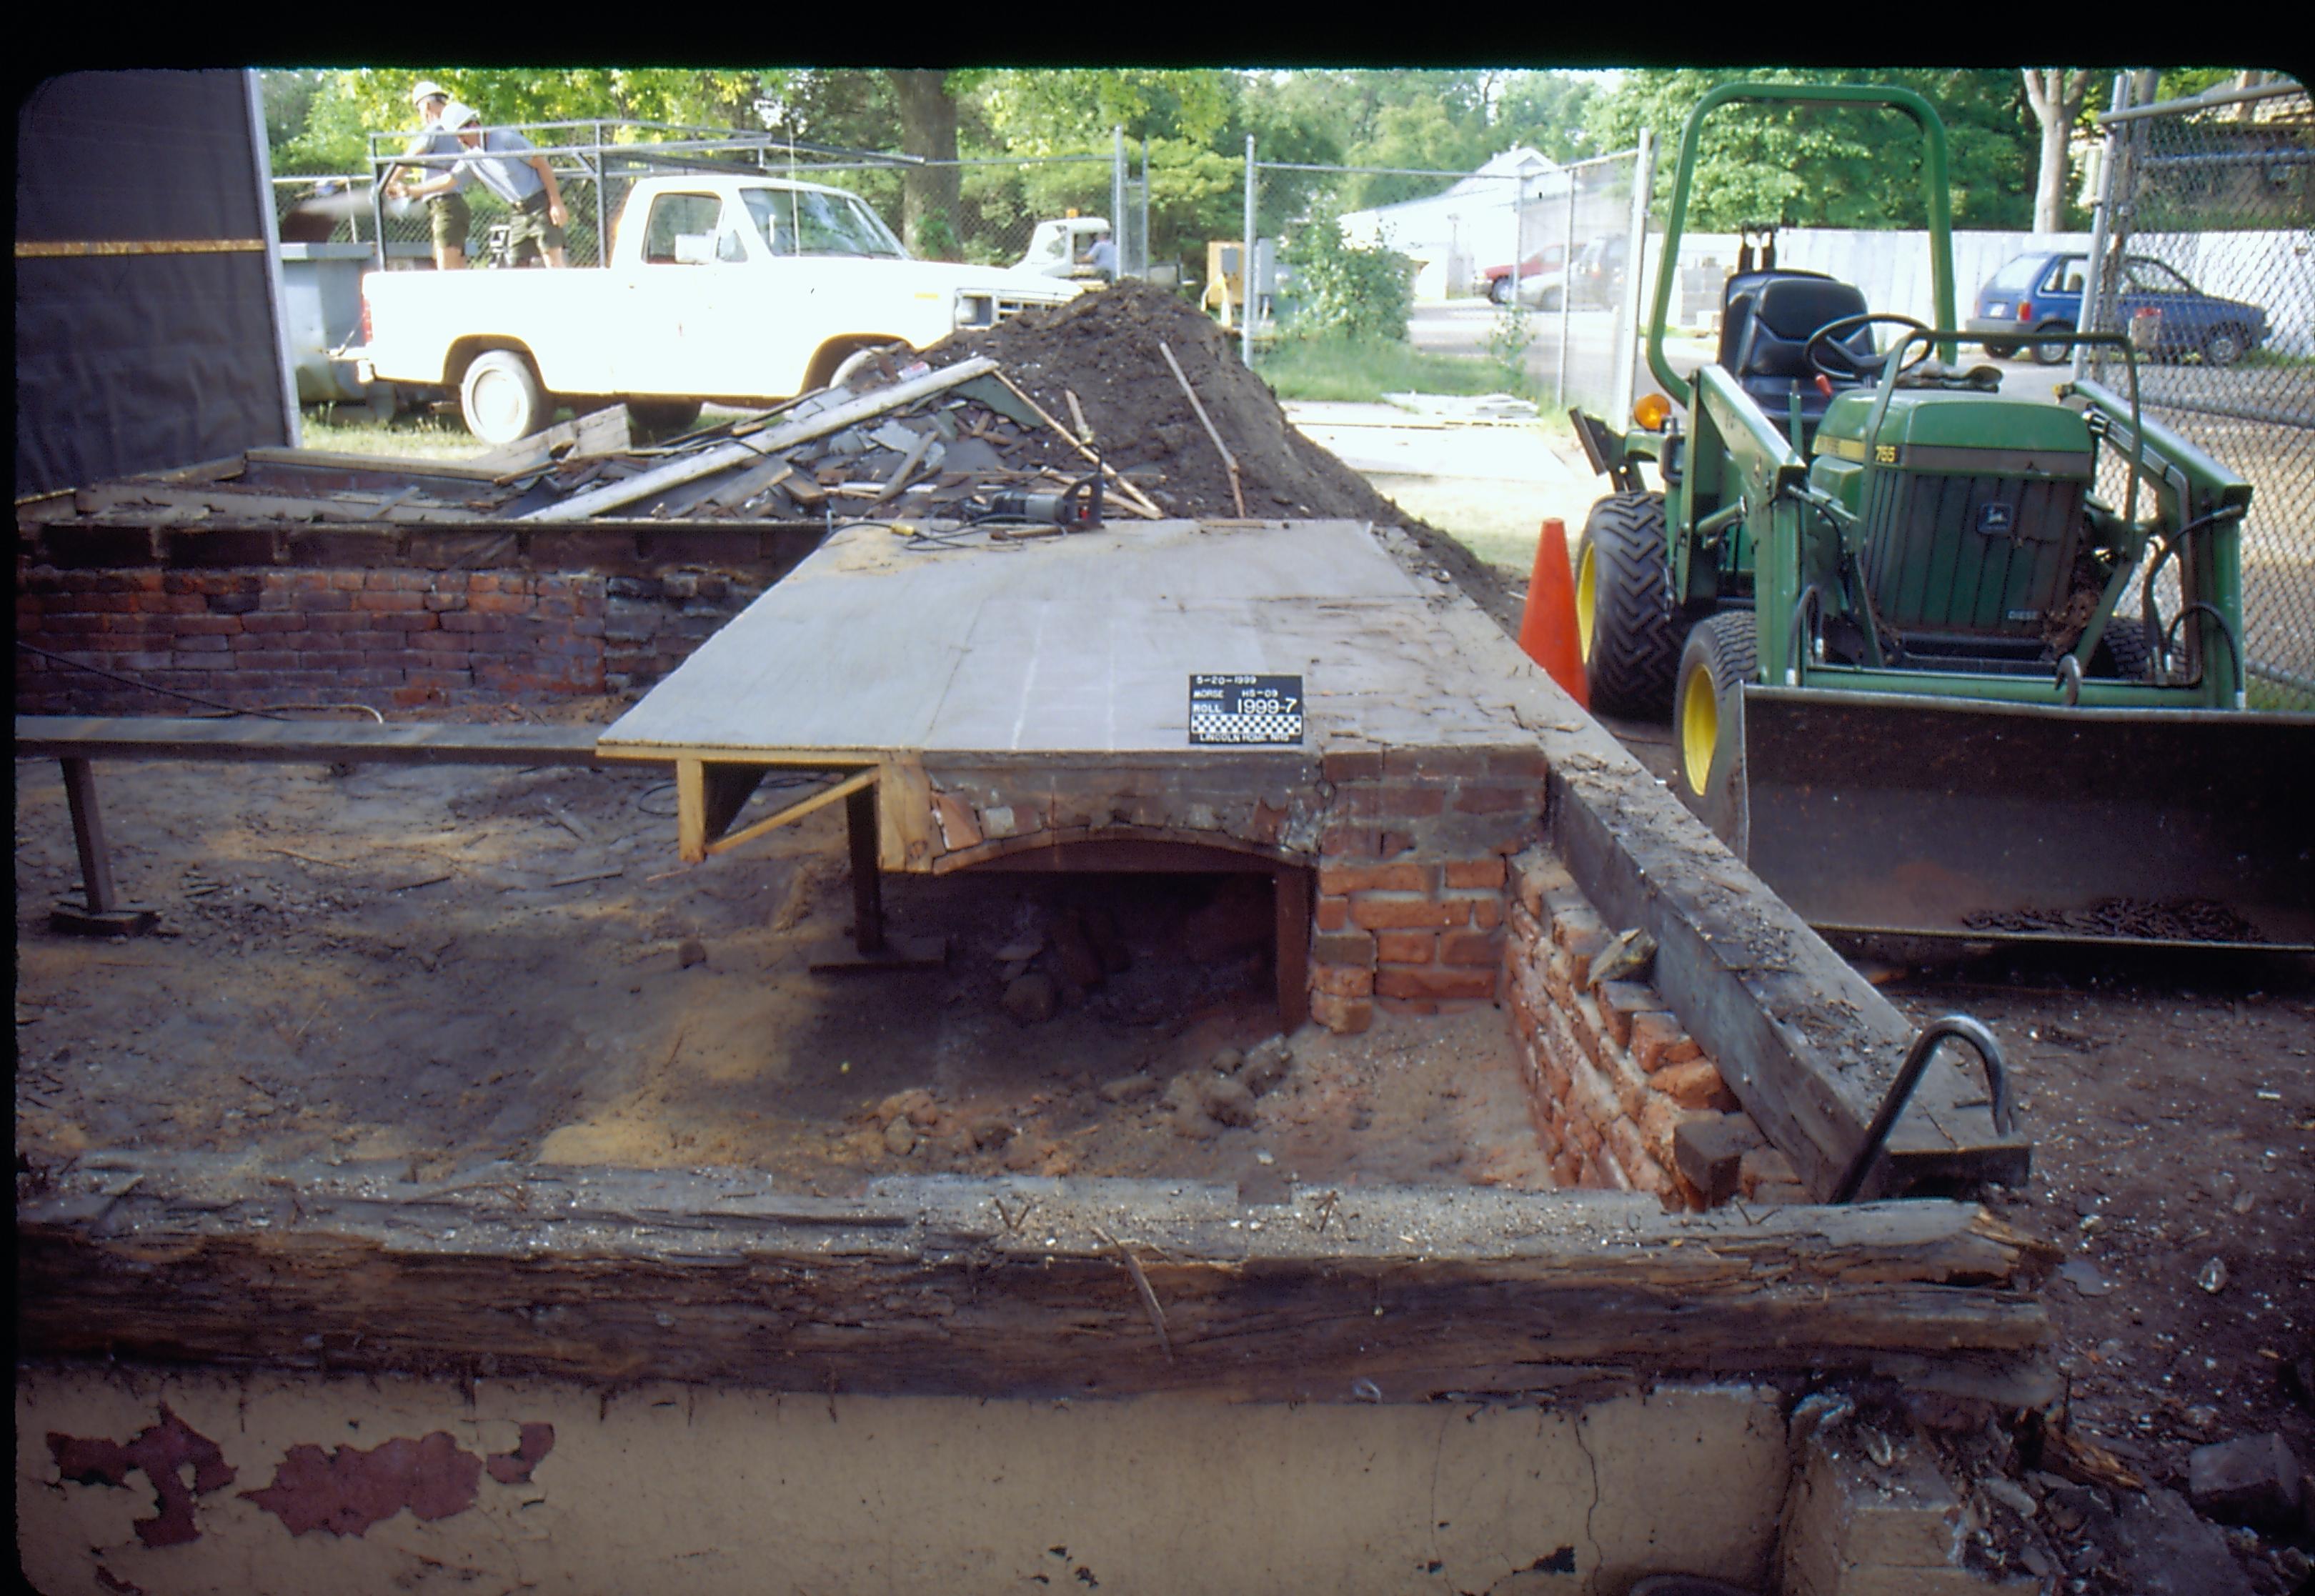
1648, 84, 1956, 410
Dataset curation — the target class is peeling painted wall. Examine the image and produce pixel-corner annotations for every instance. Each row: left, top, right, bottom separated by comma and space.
19, 1369, 1788, 1596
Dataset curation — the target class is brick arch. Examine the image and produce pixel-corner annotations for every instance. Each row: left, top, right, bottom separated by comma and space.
942, 827, 1311, 1030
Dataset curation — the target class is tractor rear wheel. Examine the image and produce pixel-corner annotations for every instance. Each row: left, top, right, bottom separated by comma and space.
1575, 491, 1681, 719
1673, 612, 1758, 848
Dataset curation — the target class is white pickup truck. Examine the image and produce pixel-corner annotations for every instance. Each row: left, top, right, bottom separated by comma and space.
349, 173, 1085, 444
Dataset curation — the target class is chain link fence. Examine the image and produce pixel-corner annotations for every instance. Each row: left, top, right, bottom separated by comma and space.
2078, 78, 2315, 706
1235, 144, 1648, 419
273, 124, 1137, 278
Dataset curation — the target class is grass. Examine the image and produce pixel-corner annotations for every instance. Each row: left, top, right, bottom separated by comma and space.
1253, 336, 1526, 404
297, 403, 486, 462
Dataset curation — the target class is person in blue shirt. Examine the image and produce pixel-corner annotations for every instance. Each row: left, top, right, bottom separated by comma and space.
398, 102, 569, 268
385, 81, 472, 269
1084, 228, 1118, 281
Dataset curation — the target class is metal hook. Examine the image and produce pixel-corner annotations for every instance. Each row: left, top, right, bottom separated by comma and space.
2054, 653, 2083, 707
1831, 1014, 2011, 1203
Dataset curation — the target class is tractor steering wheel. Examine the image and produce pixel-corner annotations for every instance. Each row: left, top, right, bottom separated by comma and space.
1804, 312, 1937, 384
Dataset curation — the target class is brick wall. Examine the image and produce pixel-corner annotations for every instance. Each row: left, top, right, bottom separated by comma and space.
1307, 744, 1545, 1036
1504, 849, 1795, 1210
14, 567, 766, 714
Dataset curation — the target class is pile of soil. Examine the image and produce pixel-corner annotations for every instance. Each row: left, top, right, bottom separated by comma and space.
926, 282, 1520, 632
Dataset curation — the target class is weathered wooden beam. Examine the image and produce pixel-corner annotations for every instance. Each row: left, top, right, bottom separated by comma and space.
14, 1154, 2056, 1402
1420, 596, 2030, 1201
523, 357, 1000, 524
15, 716, 604, 767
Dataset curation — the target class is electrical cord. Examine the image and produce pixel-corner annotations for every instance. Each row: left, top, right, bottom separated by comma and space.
15, 639, 290, 719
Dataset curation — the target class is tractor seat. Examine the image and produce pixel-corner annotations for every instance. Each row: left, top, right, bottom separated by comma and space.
1722, 271, 1873, 434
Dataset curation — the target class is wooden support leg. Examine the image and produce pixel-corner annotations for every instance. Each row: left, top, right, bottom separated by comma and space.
51, 758, 156, 936
809, 779, 944, 974
847, 782, 885, 956
1274, 864, 1311, 1032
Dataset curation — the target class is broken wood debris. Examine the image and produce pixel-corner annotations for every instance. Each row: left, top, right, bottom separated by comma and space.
24, 349, 1193, 541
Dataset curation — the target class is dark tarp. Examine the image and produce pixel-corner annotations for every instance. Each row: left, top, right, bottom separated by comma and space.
16, 69, 293, 497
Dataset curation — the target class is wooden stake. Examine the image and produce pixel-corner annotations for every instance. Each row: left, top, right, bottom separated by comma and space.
1157, 341, 1245, 517
991, 374, 1165, 520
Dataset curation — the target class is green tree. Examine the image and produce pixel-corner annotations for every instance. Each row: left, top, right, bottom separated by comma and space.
1492, 72, 1601, 166
1583, 69, 2041, 230
1280, 209, 1413, 342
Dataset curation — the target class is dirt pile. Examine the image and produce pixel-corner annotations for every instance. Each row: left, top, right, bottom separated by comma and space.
926, 281, 1517, 626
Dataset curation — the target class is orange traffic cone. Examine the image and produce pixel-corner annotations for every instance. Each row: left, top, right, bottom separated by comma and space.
1518, 517, 1588, 709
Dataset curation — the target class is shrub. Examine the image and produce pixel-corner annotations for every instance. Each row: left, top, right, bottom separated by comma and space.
1280, 214, 1413, 344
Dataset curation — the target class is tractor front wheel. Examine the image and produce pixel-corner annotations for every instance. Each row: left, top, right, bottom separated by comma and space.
1575, 492, 1682, 719
1673, 612, 1758, 848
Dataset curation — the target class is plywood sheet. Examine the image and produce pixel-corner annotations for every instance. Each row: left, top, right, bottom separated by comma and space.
599, 519, 1507, 760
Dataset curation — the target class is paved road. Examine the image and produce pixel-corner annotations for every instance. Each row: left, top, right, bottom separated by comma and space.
1410, 299, 2078, 416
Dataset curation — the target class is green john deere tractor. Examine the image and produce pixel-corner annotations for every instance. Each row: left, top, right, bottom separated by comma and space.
1570, 82, 2311, 951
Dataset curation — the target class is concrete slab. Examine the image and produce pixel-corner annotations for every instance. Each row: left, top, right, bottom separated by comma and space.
18, 1367, 1791, 1596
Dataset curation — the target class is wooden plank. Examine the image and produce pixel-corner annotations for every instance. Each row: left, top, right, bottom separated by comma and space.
675, 758, 707, 862
14, 1155, 2056, 1402
15, 716, 603, 767
241, 447, 514, 484
705, 768, 875, 859
524, 357, 1000, 524
464, 406, 634, 476
71, 481, 484, 524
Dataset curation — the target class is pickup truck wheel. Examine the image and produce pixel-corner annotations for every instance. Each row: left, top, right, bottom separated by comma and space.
627, 399, 704, 439
1575, 491, 1682, 720
2031, 322, 2073, 366
460, 350, 550, 445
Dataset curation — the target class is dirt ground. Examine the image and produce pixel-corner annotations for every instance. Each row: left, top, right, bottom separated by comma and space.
16, 281, 2312, 1591
9, 732, 1553, 1201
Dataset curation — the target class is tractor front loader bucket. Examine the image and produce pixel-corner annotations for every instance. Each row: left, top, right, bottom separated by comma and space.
1737, 687, 2315, 950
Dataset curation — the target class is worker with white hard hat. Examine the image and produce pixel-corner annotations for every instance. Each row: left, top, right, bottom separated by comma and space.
400, 101, 569, 268
387, 79, 471, 269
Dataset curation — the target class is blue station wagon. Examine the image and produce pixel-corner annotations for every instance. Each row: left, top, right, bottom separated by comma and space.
1967, 249, 2269, 366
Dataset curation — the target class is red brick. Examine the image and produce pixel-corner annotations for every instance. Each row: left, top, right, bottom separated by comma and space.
364, 571, 427, 592
1318, 825, 1378, 859
1443, 858, 1505, 889
167, 652, 234, 671
469, 592, 534, 616
1376, 994, 1439, 1017
1453, 784, 1536, 814
1657, 1059, 1737, 1112
389, 685, 443, 708
1594, 981, 1660, 1050
1548, 901, 1610, 961
1375, 782, 1446, 818
374, 612, 439, 632
1350, 894, 1468, 932
1631, 1013, 1703, 1075
422, 592, 469, 613
1454, 894, 1503, 930
1380, 746, 1490, 779
238, 612, 307, 634
1440, 929, 1504, 967
404, 668, 473, 690
1485, 745, 1550, 779
1311, 962, 1375, 998
354, 590, 424, 612
1318, 860, 1429, 895
1321, 748, 1383, 781
1375, 930, 1435, 964
1310, 991, 1373, 1035
1375, 965, 1496, 1002
227, 630, 299, 652
1310, 930, 1375, 967
329, 572, 367, 592
1315, 895, 1350, 932
174, 614, 243, 636
1377, 830, 1416, 857
438, 612, 514, 634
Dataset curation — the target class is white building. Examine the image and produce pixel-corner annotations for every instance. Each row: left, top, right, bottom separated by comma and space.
1338, 146, 1561, 301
